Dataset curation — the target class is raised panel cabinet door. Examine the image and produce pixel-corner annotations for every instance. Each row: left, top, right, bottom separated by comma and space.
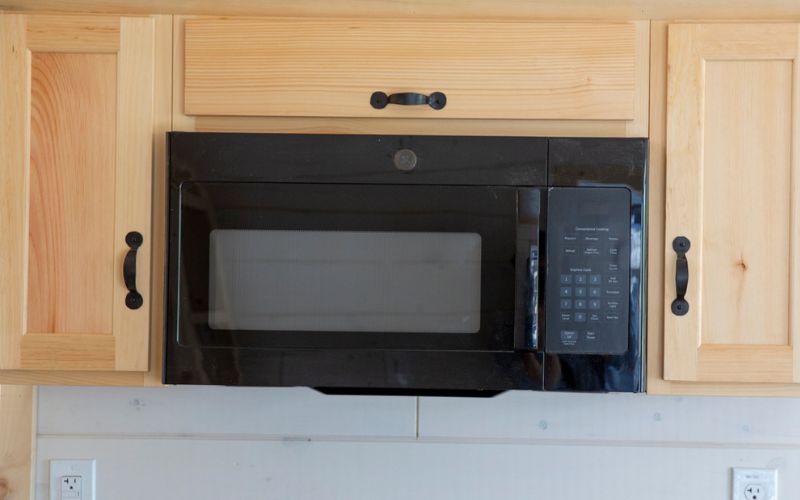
0, 13, 154, 371
664, 23, 800, 383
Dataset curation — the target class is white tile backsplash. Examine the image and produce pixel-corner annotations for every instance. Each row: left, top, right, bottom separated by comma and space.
38, 386, 417, 438
35, 386, 800, 500
418, 391, 800, 445
36, 436, 796, 500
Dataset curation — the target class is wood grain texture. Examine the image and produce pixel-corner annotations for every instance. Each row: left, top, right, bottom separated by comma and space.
181, 116, 642, 137
1, 13, 160, 378
173, 16, 648, 138
21, 14, 155, 372
0, 370, 144, 386
647, 22, 800, 396
693, 23, 799, 59
143, 14, 173, 387
0, 13, 28, 369
184, 18, 638, 121
697, 345, 794, 383
27, 52, 117, 335
626, 19, 650, 138
25, 13, 119, 52
6, 0, 800, 20
646, 21, 670, 394
793, 27, 800, 383
0, 386, 34, 500
663, 23, 702, 381
111, 16, 154, 372
21, 334, 115, 370
701, 59, 793, 348
662, 23, 800, 385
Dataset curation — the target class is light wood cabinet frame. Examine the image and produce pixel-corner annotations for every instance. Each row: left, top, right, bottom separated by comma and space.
0, 12, 171, 383
648, 21, 800, 395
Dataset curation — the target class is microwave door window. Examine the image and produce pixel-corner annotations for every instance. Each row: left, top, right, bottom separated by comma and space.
175, 181, 522, 352
208, 229, 482, 334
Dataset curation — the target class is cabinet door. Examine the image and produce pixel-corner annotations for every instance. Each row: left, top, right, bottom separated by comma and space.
0, 13, 153, 371
183, 18, 646, 122
664, 23, 800, 383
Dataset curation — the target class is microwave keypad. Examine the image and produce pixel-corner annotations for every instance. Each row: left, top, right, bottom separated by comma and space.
545, 188, 630, 354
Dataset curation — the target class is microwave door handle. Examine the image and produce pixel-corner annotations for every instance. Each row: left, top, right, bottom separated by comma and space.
514, 227, 540, 351
527, 244, 540, 350
514, 189, 542, 352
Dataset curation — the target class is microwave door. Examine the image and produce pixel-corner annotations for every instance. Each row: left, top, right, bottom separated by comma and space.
170, 182, 533, 354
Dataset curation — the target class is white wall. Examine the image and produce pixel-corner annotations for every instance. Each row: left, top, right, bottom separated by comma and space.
35, 387, 800, 500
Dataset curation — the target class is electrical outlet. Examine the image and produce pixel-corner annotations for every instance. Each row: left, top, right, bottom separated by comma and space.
60, 476, 81, 499
50, 460, 95, 500
732, 468, 777, 500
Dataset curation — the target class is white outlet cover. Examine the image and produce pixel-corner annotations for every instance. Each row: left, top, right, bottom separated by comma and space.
50, 459, 95, 500
732, 468, 777, 500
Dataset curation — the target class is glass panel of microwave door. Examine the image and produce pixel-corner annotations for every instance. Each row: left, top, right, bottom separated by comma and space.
208, 229, 482, 333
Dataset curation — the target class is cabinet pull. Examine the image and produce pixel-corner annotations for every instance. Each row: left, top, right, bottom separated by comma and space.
671, 236, 690, 316
123, 231, 144, 310
370, 91, 447, 110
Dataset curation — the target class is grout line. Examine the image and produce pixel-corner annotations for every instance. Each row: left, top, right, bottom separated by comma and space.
415, 397, 420, 439
29, 386, 38, 498
34, 432, 800, 451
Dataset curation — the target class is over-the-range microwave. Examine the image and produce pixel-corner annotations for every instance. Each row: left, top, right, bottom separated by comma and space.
164, 133, 647, 395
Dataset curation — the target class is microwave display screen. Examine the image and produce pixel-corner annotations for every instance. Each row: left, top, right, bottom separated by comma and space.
208, 229, 482, 333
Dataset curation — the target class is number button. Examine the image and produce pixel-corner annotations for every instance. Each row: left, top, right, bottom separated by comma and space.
589, 274, 602, 285
574, 274, 587, 285
589, 287, 602, 298
560, 287, 572, 297
560, 274, 573, 285
560, 299, 572, 309
574, 287, 587, 298
574, 299, 587, 309
574, 312, 587, 322
589, 299, 601, 309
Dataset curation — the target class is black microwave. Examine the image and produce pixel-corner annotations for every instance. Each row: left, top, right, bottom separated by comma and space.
164, 133, 647, 395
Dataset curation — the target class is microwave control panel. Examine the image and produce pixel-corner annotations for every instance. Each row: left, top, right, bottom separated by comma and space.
545, 187, 631, 354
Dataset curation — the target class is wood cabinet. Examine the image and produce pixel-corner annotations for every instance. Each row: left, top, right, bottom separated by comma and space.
176, 17, 649, 137
0, 13, 166, 373
1, 11, 798, 395
661, 23, 800, 385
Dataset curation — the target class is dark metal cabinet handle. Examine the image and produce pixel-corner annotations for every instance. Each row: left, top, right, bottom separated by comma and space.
123, 231, 144, 310
671, 236, 690, 316
370, 91, 447, 110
